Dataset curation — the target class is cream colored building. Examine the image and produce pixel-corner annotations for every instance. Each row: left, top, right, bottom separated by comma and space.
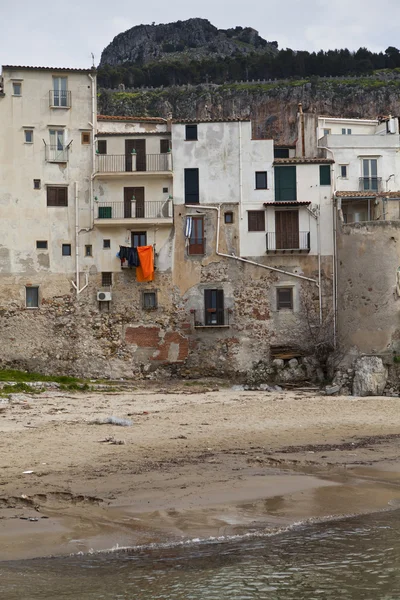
0, 65, 96, 307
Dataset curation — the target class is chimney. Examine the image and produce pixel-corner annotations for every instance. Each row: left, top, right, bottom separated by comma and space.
166, 112, 173, 132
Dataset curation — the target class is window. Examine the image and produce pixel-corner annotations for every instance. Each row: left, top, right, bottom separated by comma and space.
142, 290, 157, 309
277, 288, 293, 310
47, 129, 67, 162
26, 286, 39, 308
62, 244, 71, 256
342, 128, 352, 135
103, 239, 111, 249
81, 132, 91, 144
52, 76, 68, 107
33, 179, 41, 190
185, 124, 198, 141
132, 232, 147, 248
12, 82, 21, 96
255, 171, 268, 189
340, 165, 348, 178
323, 128, 331, 136
224, 212, 233, 224
97, 140, 107, 154
24, 129, 33, 143
274, 166, 297, 201
204, 289, 225, 326
362, 158, 378, 190
85, 245, 92, 256
47, 186, 68, 207
184, 168, 199, 204
248, 211, 265, 232
319, 165, 331, 186
102, 272, 112, 286
188, 216, 204, 255
274, 148, 290, 158
36, 241, 48, 250
160, 139, 170, 153
163, 187, 169, 193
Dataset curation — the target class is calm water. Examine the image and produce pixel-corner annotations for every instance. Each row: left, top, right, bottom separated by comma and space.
2, 510, 400, 599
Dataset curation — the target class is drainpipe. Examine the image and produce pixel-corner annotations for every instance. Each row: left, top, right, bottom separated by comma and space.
185, 204, 318, 285
88, 72, 97, 229
239, 121, 243, 221
298, 103, 305, 157
71, 181, 89, 296
306, 206, 322, 324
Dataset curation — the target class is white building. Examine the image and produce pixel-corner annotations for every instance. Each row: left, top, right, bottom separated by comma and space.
317, 115, 400, 222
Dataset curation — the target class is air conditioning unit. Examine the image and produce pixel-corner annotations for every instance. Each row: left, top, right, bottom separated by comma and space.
97, 291, 112, 302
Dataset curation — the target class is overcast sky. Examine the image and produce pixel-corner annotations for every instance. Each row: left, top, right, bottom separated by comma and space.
1, 0, 400, 69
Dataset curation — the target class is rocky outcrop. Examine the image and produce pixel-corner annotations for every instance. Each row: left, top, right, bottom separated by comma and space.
100, 18, 276, 67
352, 357, 388, 396
98, 78, 400, 143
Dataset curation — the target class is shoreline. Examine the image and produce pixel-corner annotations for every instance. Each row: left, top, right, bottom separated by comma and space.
2, 385, 400, 561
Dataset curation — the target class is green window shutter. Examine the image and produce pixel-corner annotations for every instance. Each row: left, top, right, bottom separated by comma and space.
274, 166, 297, 201
320, 165, 331, 186
99, 206, 112, 219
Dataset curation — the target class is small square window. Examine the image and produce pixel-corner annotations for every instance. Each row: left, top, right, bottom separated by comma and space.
81, 132, 91, 144
163, 187, 169, 193
24, 130, 33, 143
143, 291, 157, 310
103, 239, 111, 249
160, 139, 170, 153
323, 128, 331, 136
36, 241, 48, 250
277, 288, 293, 310
85, 244, 92, 256
47, 186, 68, 207
12, 82, 21, 96
33, 179, 41, 190
185, 124, 198, 141
62, 244, 71, 256
340, 165, 348, 178
255, 171, 268, 189
224, 212, 234, 224
102, 272, 112, 286
26, 286, 39, 308
97, 140, 107, 154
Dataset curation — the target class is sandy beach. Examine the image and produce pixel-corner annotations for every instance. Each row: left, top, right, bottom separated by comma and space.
2, 382, 400, 560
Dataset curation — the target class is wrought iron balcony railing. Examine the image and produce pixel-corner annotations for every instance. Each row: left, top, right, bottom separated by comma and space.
359, 177, 382, 192
266, 231, 310, 253
49, 90, 71, 108
95, 200, 172, 220
45, 144, 69, 163
191, 308, 231, 328
95, 153, 172, 173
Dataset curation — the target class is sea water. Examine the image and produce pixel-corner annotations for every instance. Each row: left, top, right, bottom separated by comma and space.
2, 509, 400, 599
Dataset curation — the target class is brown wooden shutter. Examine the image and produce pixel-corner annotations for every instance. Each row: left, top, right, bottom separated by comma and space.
248, 211, 265, 231
275, 210, 299, 249
47, 186, 68, 207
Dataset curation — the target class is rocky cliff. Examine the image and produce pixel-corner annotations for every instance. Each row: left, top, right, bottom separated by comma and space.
100, 18, 276, 67
98, 76, 400, 143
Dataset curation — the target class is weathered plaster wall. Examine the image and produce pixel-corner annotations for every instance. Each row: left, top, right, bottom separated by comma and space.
337, 221, 400, 357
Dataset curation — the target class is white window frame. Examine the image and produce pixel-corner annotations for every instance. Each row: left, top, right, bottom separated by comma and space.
323, 128, 331, 136
12, 81, 22, 96
339, 164, 348, 179
24, 129, 33, 144
52, 76, 68, 107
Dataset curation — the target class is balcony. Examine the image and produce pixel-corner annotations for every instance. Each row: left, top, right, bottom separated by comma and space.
95, 153, 172, 176
94, 199, 173, 226
49, 90, 71, 108
45, 144, 69, 163
266, 231, 310, 254
359, 177, 382, 192
191, 308, 231, 328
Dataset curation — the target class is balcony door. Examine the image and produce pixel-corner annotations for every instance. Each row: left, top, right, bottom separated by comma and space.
362, 158, 378, 191
204, 289, 224, 326
275, 210, 299, 250
53, 77, 67, 107
124, 187, 145, 218
49, 129, 65, 162
125, 139, 146, 172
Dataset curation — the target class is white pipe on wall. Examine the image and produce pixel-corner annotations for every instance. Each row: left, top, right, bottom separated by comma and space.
71, 181, 89, 296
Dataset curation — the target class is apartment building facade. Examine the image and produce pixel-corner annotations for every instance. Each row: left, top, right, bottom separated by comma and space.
0, 66, 335, 379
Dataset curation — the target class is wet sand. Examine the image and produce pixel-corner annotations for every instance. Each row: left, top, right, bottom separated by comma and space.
2, 384, 400, 560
